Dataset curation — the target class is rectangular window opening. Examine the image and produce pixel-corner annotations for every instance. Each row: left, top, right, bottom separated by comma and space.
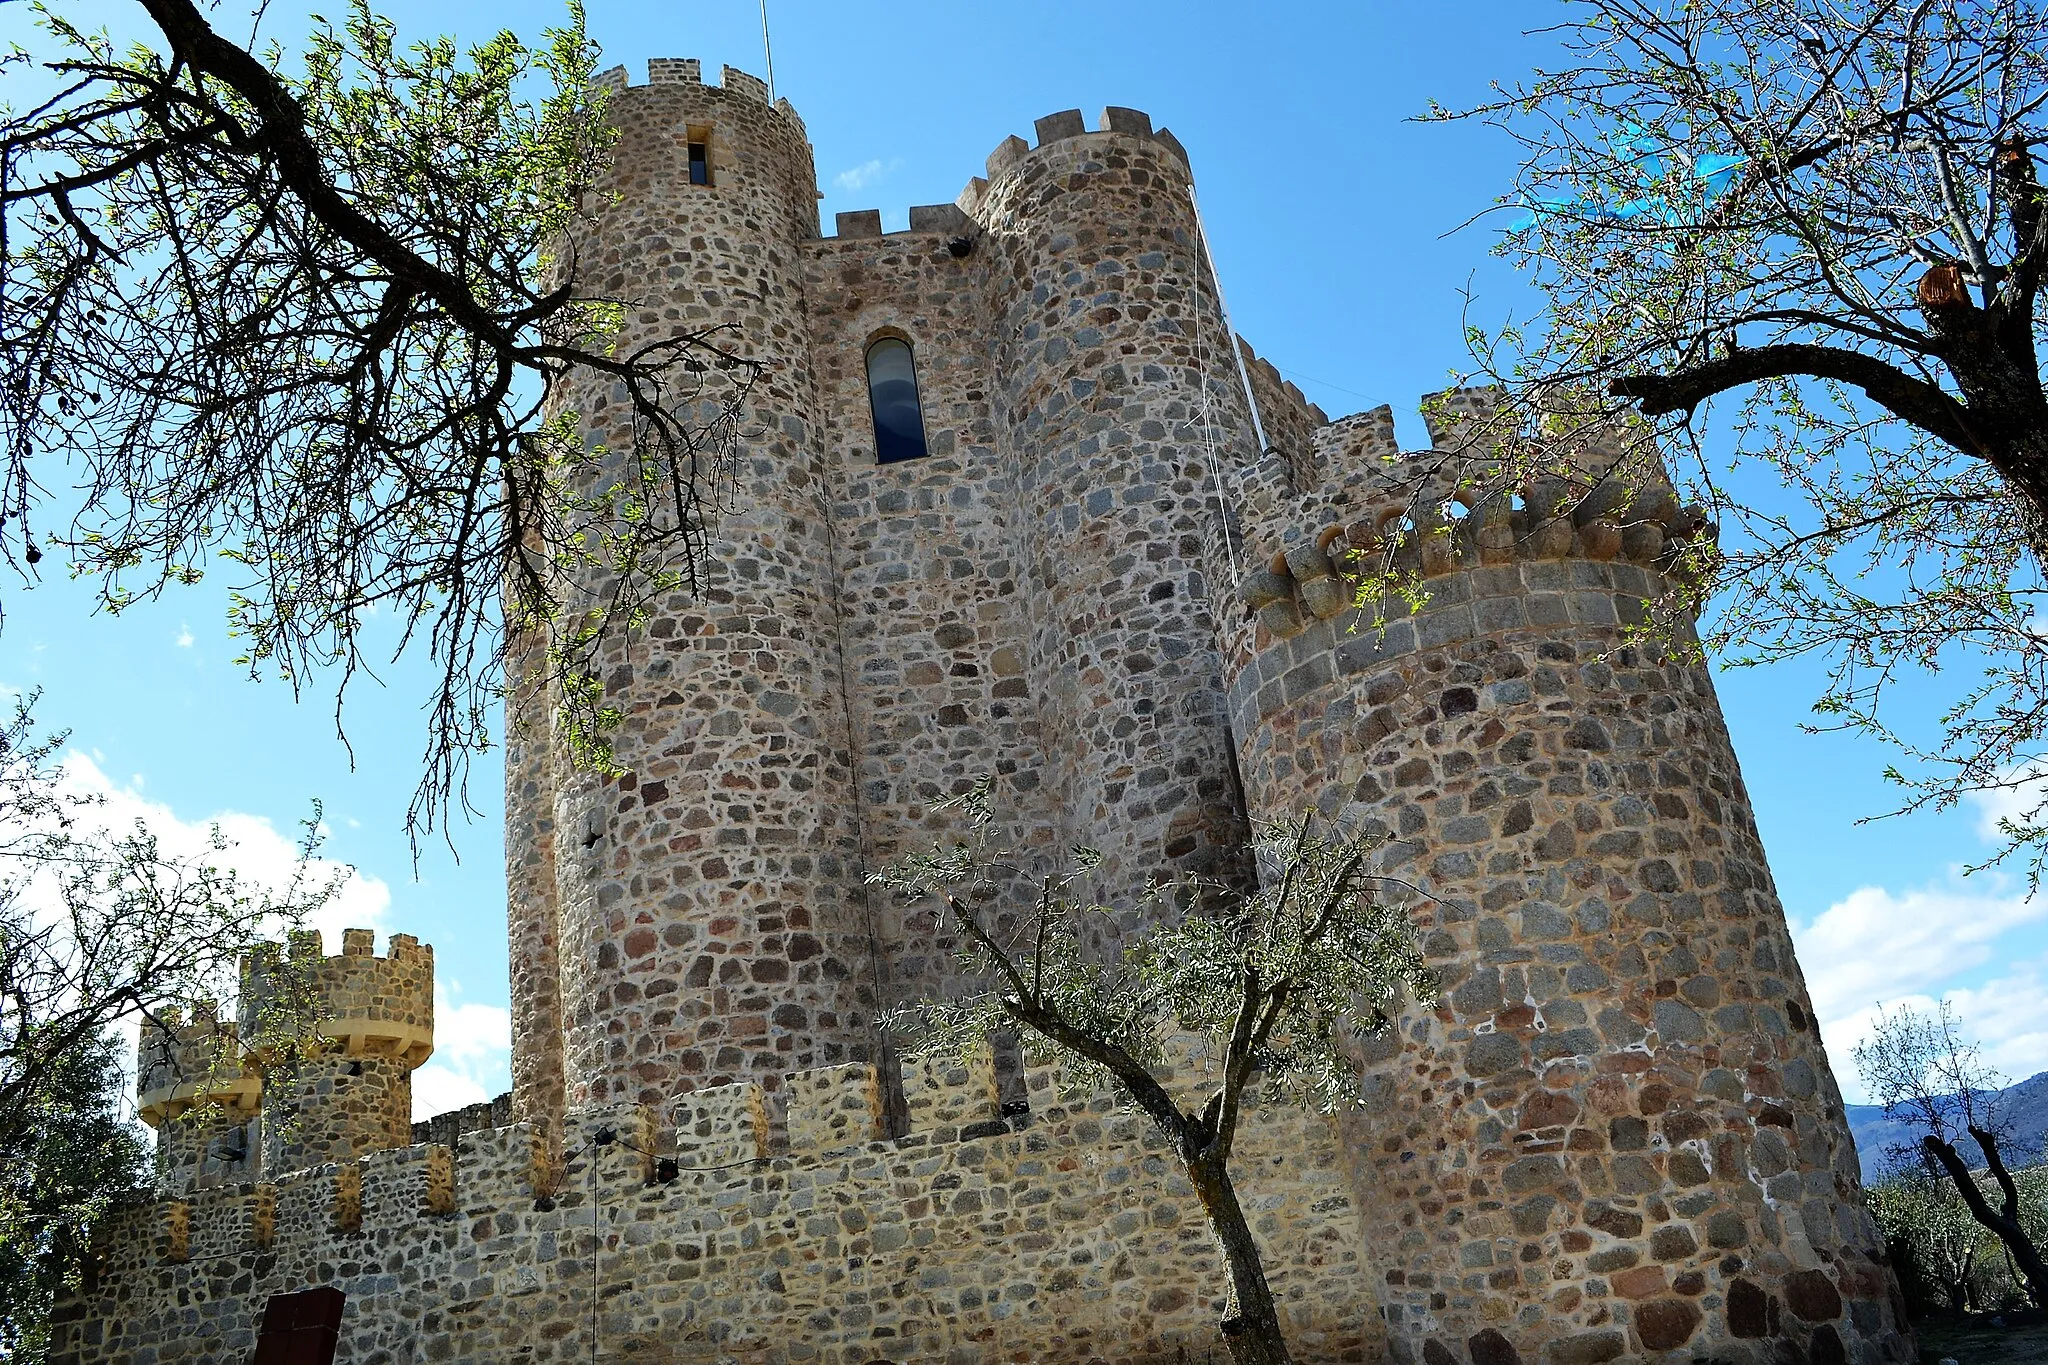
687, 126, 713, 186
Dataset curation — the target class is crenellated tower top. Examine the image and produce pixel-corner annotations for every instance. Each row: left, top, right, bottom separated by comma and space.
136, 1001, 260, 1129
237, 926, 434, 1067
237, 927, 436, 1175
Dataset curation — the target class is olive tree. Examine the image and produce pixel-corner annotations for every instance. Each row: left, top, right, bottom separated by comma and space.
1868, 1167, 1986, 1312
873, 783, 1432, 1365
1854, 1000, 2047, 1305
1421, 0, 2048, 877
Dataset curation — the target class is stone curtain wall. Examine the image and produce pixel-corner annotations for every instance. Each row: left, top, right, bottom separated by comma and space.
52, 1053, 1380, 1365
1223, 421, 1911, 1363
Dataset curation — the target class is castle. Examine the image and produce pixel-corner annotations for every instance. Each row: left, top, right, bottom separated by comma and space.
54, 62, 1915, 1365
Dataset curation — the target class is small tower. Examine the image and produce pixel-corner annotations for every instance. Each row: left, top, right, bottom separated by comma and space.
136, 1002, 261, 1194
238, 928, 434, 1175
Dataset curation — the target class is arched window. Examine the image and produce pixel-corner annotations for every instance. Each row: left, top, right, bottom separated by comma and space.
865, 337, 929, 463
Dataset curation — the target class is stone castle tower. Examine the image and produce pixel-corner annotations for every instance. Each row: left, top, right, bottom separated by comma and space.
58, 63, 1911, 1365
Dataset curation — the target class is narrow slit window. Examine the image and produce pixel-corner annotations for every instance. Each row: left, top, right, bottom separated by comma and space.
865, 337, 929, 463
687, 129, 712, 186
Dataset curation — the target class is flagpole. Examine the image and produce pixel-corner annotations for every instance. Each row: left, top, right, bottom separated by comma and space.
759, 0, 776, 103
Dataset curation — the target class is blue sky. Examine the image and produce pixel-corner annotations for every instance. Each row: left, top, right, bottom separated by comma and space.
2, 0, 2041, 1113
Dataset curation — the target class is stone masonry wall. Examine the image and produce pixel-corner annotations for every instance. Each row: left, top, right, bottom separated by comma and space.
801, 216, 1058, 1011
1224, 425, 1911, 1364
54, 1053, 1380, 1365
1238, 336, 1329, 492
505, 614, 568, 1135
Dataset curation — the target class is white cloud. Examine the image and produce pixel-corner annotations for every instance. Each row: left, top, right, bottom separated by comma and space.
832, 156, 901, 194
175, 622, 194, 649
1949, 966, 2048, 1084
1790, 872, 2044, 1024
411, 982, 511, 1121
56, 752, 391, 946
1816, 963, 2048, 1104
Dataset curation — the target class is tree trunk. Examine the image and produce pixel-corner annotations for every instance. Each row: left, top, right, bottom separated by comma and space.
1923, 1133, 2048, 1308
1183, 1149, 1293, 1365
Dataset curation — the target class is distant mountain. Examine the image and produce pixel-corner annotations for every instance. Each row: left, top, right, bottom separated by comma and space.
1846, 1071, 2048, 1181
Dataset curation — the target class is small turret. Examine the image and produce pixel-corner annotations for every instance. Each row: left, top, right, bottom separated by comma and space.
135, 1002, 261, 1193
238, 927, 434, 1175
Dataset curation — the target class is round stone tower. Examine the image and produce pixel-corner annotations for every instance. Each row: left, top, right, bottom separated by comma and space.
136, 1002, 262, 1194
1227, 398, 1910, 1364
534, 61, 877, 1112
972, 108, 1257, 912
238, 927, 434, 1174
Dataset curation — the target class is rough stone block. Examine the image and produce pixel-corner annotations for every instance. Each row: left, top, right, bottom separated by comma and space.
273, 1161, 361, 1243
456, 1122, 549, 1213
720, 66, 769, 103
187, 1183, 274, 1258
159, 1200, 191, 1265
647, 57, 701, 84
902, 1047, 999, 1137
784, 1063, 883, 1152
563, 1104, 656, 1188
907, 203, 966, 233
834, 209, 883, 238
363, 1143, 453, 1227
1024, 1054, 1117, 1117
1034, 109, 1086, 144
1100, 106, 1152, 136
986, 134, 1030, 177
673, 1081, 768, 1168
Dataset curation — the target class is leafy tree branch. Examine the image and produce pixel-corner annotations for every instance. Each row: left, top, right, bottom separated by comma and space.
1410, 0, 2048, 883
2, 0, 760, 841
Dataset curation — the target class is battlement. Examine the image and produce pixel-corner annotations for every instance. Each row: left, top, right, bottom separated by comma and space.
588, 58, 806, 139
69, 1047, 1377, 1365
237, 927, 434, 1067
825, 202, 970, 241
136, 1007, 259, 1127
113, 1051, 1178, 1265
1231, 388, 1714, 643
954, 105, 1191, 221
827, 105, 1194, 243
